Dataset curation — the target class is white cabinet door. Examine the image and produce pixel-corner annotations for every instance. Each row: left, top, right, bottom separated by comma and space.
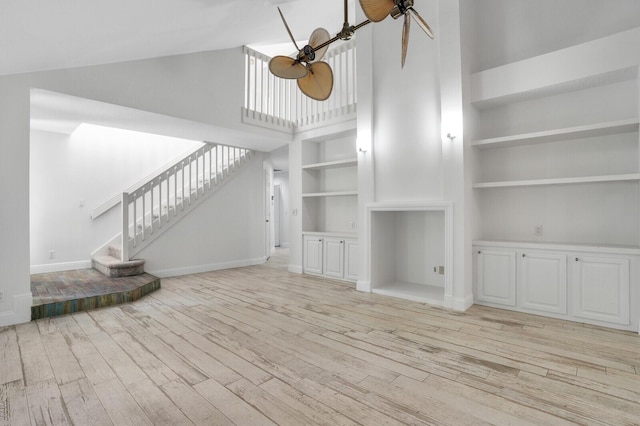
303, 236, 324, 275
475, 249, 516, 307
323, 238, 345, 279
344, 239, 359, 281
571, 256, 630, 325
518, 252, 567, 314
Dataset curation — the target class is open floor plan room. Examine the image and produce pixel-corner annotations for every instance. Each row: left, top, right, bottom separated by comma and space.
2, 252, 639, 425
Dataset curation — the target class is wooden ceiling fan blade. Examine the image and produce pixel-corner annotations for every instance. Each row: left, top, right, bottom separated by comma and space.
269, 56, 308, 79
409, 7, 434, 39
297, 62, 334, 101
278, 7, 301, 50
401, 13, 410, 68
308, 28, 331, 62
358, 0, 395, 22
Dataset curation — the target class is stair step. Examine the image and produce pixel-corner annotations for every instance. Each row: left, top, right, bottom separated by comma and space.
108, 246, 121, 259
92, 255, 145, 278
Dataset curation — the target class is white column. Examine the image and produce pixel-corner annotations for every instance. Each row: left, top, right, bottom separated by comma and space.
355, 6, 375, 292
439, 0, 473, 310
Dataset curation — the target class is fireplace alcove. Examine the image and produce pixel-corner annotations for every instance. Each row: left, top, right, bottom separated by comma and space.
366, 202, 453, 307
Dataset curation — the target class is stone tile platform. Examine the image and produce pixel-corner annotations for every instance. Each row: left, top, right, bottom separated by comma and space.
30, 269, 161, 320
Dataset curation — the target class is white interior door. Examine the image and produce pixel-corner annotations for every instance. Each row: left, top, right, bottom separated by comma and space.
264, 169, 272, 257
274, 184, 281, 247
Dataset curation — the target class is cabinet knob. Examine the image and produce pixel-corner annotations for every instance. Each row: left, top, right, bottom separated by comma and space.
340, 240, 344, 244
477, 251, 481, 254
522, 254, 526, 258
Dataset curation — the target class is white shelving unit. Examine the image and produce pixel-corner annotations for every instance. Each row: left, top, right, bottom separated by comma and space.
471, 118, 639, 149
471, 79, 640, 249
300, 130, 359, 282
302, 158, 358, 170
473, 173, 640, 189
468, 36, 640, 331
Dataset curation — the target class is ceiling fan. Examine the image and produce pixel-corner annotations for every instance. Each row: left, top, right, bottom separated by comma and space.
268, 0, 434, 101
360, 0, 434, 68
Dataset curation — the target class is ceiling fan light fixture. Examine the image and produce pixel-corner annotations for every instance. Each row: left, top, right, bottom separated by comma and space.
268, 0, 434, 99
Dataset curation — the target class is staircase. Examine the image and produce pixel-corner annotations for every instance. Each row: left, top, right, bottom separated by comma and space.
91, 143, 255, 276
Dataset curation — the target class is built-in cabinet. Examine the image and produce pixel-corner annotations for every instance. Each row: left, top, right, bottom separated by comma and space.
301, 130, 359, 282
571, 255, 630, 326
518, 252, 567, 315
303, 234, 358, 282
474, 242, 637, 330
469, 38, 640, 331
475, 249, 516, 307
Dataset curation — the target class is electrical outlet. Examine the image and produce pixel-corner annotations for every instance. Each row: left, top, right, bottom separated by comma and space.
438, 266, 445, 275
0, 290, 4, 302
349, 221, 356, 230
49, 250, 55, 259
534, 225, 543, 236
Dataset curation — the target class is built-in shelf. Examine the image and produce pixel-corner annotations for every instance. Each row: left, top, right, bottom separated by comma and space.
473, 173, 640, 189
474, 240, 640, 255
372, 282, 445, 306
302, 158, 358, 170
302, 191, 358, 198
472, 119, 640, 149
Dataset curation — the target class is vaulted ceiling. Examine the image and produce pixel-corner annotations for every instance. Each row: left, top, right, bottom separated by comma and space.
0, 0, 355, 76
4, 1, 640, 77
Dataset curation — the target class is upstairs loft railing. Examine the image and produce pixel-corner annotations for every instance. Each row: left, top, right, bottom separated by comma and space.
242, 40, 357, 132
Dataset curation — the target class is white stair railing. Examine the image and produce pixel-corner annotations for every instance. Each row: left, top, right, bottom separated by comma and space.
242, 39, 357, 132
120, 143, 253, 259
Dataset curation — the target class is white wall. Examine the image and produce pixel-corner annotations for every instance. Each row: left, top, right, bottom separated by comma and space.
137, 154, 266, 277
0, 47, 266, 326
370, 2, 443, 202
30, 126, 201, 270
273, 171, 290, 248
466, 0, 640, 72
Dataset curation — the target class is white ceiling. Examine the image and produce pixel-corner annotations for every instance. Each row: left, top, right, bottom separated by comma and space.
0, 0, 356, 76
10, 0, 357, 155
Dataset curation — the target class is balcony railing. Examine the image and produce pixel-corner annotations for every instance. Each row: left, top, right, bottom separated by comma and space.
242, 40, 357, 132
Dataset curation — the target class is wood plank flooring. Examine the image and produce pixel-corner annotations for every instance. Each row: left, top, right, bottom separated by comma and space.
2, 249, 640, 425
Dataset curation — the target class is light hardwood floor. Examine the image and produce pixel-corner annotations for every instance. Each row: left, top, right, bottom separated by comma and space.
2, 249, 640, 425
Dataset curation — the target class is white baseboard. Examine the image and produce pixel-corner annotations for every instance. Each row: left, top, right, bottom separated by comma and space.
30, 260, 92, 275
149, 257, 266, 278
0, 293, 33, 327
445, 293, 474, 311
288, 264, 303, 274
356, 280, 371, 292
279, 242, 290, 248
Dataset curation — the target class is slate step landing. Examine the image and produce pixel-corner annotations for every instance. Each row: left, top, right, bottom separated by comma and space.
30, 269, 161, 320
